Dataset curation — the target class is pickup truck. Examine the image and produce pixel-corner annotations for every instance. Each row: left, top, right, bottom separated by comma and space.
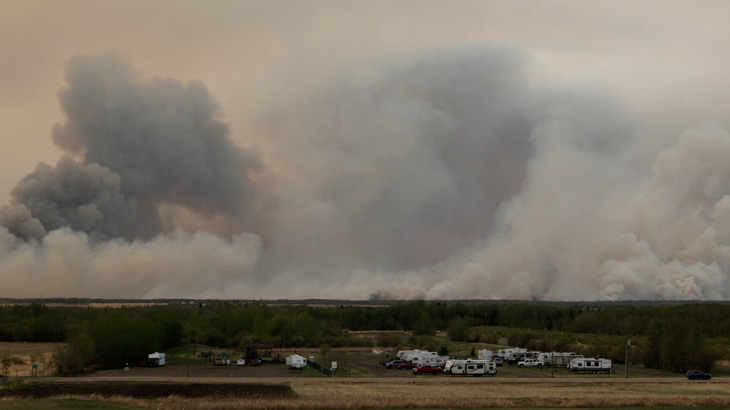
517, 359, 543, 368
413, 364, 444, 375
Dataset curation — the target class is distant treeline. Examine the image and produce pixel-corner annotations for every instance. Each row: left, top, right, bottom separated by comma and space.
0, 300, 727, 373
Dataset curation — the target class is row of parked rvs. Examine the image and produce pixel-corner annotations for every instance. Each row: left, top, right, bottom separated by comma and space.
493, 348, 612, 373
394, 348, 612, 375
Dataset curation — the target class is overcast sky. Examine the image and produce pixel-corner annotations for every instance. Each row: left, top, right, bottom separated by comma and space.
2, 1, 730, 300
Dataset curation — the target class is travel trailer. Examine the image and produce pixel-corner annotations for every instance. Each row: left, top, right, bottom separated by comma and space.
148, 352, 165, 367
568, 357, 612, 373
286, 354, 307, 369
538, 352, 582, 367
477, 349, 493, 361
443, 359, 496, 376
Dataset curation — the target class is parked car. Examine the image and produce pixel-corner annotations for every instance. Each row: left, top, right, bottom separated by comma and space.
686, 370, 712, 380
494, 357, 503, 367
413, 364, 444, 375
397, 362, 415, 370
385, 359, 404, 369
236, 359, 246, 366
248, 358, 262, 366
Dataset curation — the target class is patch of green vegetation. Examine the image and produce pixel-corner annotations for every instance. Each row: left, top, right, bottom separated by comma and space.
0, 398, 146, 409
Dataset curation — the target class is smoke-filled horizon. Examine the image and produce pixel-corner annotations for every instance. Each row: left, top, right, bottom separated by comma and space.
2, 45, 730, 301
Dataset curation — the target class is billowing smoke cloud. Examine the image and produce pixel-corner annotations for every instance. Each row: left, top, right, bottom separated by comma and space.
2, 48, 730, 300
258, 49, 538, 276
1, 157, 135, 241
31, 50, 261, 240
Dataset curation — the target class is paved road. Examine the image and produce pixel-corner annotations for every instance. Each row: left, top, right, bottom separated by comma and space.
30, 375, 725, 385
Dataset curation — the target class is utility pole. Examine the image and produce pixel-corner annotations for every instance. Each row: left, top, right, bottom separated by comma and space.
551, 333, 554, 378
187, 323, 191, 378
625, 333, 630, 378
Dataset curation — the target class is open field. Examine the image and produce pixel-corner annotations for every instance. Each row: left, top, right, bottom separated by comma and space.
0, 342, 63, 377
2, 378, 730, 409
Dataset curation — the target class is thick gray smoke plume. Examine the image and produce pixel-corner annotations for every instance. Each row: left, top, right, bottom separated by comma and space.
1, 157, 134, 241
1, 50, 263, 241
2, 48, 730, 300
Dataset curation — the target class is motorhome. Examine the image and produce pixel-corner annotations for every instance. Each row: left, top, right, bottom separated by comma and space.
443, 359, 496, 376
568, 357, 612, 373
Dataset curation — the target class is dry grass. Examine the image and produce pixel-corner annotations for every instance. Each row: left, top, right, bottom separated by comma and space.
45, 379, 730, 409
0, 342, 63, 377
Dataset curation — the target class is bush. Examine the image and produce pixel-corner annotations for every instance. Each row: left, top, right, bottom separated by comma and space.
377, 332, 403, 347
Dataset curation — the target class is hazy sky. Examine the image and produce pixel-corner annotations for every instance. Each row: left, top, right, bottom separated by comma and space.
3, 1, 730, 300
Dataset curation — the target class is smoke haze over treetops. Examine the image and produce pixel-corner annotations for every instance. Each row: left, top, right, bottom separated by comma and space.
2, 49, 730, 301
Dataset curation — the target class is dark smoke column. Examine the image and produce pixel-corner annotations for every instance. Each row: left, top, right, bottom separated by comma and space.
1, 50, 264, 242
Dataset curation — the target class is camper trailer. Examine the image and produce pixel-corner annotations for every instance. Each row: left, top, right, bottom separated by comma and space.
509, 351, 539, 365
568, 357, 612, 373
148, 352, 166, 367
403, 350, 438, 363
412, 355, 450, 367
538, 352, 582, 367
497, 348, 525, 359
477, 349, 493, 361
286, 354, 307, 369
443, 359, 496, 376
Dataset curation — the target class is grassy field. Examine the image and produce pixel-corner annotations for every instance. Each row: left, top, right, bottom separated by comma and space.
3, 379, 730, 409
0, 342, 64, 377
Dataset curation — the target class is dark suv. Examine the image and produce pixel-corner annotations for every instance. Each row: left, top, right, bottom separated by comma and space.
686, 370, 712, 380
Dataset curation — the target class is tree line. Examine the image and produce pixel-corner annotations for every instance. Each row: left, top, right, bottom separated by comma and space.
0, 300, 727, 374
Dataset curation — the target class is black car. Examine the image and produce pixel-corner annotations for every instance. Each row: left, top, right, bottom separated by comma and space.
686, 370, 712, 380
385, 359, 404, 369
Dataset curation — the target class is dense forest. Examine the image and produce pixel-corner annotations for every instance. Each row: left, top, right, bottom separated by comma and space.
0, 300, 726, 374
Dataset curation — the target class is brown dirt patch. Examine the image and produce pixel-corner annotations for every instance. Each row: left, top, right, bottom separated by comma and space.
0, 381, 293, 399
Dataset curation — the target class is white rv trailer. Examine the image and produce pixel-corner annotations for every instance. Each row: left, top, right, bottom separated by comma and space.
538, 352, 582, 367
286, 354, 307, 369
509, 351, 539, 364
148, 352, 166, 367
443, 359, 496, 376
568, 357, 612, 373
497, 348, 526, 359
404, 350, 438, 363
398, 349, 436, 362
477, 349, 493, 361
412, 355, 450, 367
